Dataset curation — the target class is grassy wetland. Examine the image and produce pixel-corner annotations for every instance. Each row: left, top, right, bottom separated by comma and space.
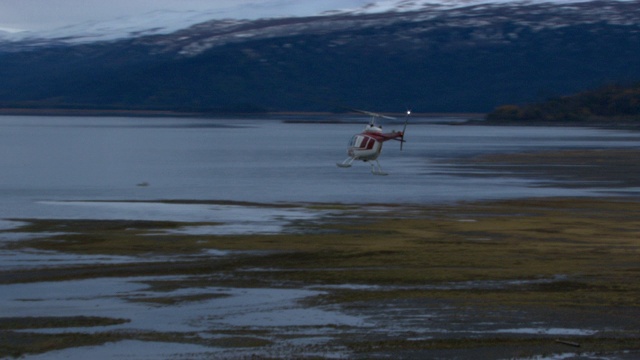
1, 195, 640, 359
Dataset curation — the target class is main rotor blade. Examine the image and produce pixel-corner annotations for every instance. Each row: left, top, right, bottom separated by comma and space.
345, 108, 397, 120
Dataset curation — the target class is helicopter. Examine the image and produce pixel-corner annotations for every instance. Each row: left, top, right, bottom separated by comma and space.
336, 109, 409, 176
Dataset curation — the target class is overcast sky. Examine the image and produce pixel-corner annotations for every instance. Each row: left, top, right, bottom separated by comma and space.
0, 0, 370, 32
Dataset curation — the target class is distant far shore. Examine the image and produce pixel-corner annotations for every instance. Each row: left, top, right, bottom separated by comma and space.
0, 107, 485, 120
3, 108, 640, 129
0, 108, 210, 118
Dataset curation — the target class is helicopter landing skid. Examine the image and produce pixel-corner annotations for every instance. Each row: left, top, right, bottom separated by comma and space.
337, 158, 388, 175
369, 160, 388, 176
336, 158, 354, 168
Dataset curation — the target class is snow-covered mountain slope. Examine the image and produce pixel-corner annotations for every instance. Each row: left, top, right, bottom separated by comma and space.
331, 0, 576, 14
139, 0, 640, 57
1, 0, 630, 46
6, 10, 234, 44
0, 0, 365, 44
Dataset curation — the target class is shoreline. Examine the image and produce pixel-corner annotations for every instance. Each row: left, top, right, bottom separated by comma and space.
0, 107, 485, 118
3, 108, 639, 129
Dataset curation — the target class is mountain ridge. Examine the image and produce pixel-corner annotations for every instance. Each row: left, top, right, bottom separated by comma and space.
1, 0, 639, 113
3, 0, 634, 49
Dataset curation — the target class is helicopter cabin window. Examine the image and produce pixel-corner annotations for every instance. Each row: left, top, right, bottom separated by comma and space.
349, 135, 376, 150
349, 135, 358, 147
364, 137, 375, 150
349, 135, 364, 148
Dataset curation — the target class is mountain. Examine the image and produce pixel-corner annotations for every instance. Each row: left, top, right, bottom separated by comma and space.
1, 0, 640, 113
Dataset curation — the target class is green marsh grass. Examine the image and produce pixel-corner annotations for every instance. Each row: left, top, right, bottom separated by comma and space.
2, 197, 640, 357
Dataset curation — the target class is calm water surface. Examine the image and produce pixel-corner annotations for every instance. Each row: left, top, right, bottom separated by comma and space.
2, 115, 640, 219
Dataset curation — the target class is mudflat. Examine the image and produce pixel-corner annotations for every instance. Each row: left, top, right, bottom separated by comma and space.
461, 148, 640, 189
1, 196, 639, 359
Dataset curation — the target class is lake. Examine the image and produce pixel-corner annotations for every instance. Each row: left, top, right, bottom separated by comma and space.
1, 115, 640, 220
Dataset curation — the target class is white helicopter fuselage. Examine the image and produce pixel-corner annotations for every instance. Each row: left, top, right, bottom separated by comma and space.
347, 125, 385, 161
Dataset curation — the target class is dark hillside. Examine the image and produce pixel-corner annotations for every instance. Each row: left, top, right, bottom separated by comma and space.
487, 83, 640, 122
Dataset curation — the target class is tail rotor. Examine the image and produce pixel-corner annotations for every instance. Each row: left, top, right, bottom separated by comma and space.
400, 110, 410, 151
